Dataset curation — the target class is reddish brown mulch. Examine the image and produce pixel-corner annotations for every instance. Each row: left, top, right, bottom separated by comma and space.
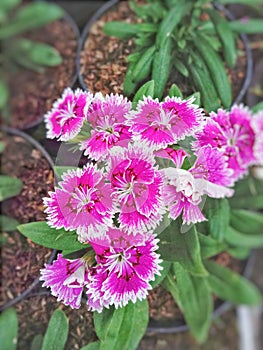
4, 16, 78, 130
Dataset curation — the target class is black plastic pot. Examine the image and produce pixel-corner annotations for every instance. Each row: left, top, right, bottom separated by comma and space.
0, 126, 57, 312
5, 9, 80, 132
77, 0, 253, 106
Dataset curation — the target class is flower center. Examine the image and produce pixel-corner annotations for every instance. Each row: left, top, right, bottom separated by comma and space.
59, 101, 76, 125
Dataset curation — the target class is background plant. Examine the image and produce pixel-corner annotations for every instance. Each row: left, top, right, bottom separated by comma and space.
0, 0, 64, 112
104, 0, 263, 111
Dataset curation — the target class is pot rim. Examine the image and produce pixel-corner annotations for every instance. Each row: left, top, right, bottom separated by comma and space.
77, 0, 253, 107
13, 10, 80, 132
0, 126, 58, 312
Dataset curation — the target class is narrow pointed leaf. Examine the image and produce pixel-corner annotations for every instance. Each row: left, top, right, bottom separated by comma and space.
225, 226, 263, 248
229, 19, 263, 34
0, 175, 23, 201
0, 78, 9, 109
158, 221, 208, 276
198, 232, 227, 258
204, 260, 262, 305
205, 198, 230, 241
132, 80, 155, 108
230, 209, 263, 234
0, 215, 19, 232
30, 334, 43, 350
173, 263, 213, 343
0, 308, 18, 350
94, 300, 148, 350
150, 260, 172, 288
17, 221, 85, 251
80, 342, 100, 350
168, 83, 183, 98
41, 310, 68, 350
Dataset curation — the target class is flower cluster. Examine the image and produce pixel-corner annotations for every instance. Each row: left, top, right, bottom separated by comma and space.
41, 88, 263, 311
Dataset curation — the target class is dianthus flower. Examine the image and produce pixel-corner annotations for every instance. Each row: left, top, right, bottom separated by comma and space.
86, 228, 162, 312
43, 165, 113, 241
194, 105, 256, 183
160, 147, 233, 224
80, 93, 132, 160
127, 96, 203, 150
45, 88, 93, 141
252, 110, 263, 165
40, 254, 89, 309
107, 144, 164, 233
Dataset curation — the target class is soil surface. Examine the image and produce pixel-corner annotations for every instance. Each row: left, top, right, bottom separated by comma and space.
3, 16, 78, 130
79, 1, 247, 102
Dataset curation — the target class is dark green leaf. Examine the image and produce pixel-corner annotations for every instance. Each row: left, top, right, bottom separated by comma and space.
0, 2, 64, 38
80, 342, 100, 350
152, 38, 172, 99
172, 263, 213, 343
198, 232, 227, 258
0, 78, 9, 109
204, 259, 262, 305
205, 8, 237, 68
173, 59, 189, 77
94, 300, 148, 350
150, 260, 172, 288
168, 83, 183, 98
17, 221, 86, 251
103, 22, 157, 39
0, 175, 23, 201
41, 309, 68, 350
132, 46, 155, 83
30, 334, 43, 350
0, 307, 18, 350
205, 198, 230, 241
123, 61, 138, 96
230, 209, 263, 234
0, 215, 19, 231
187, 92, 201, 105
54, 166, 78, 181
229, 19, 263, 34
225, 226, 263, 248
226, 245, 251, 259
0, 141, 5, 153
158, 221, 208, 276
0, 0, 21, 12
229, 195, 263, 209
132, 80, 155, 108
252, 101, 263, 113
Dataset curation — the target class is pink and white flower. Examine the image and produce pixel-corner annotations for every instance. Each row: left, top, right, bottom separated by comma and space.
127, 96, 203, 150
107, 144, 164, 233
40, 254, 88, 309
159, 148, 233, 225
252, 110, 263, 165
86, 228, 162, 311
194, 105, 256, 183
45, 88, 93, 141
43, 165, 114, 241
80, 93, 132, 160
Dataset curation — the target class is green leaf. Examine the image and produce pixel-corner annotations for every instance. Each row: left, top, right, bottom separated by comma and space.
252, 101, 263, 113
168, 83, 183, 98
15, 39, 62, 67
132, 80, 155, 108
150, 260, 172, 288
226, 245, 251, 259
94, 300, 148, 350
229, 19, 263, 34
17, 221, 86, 251
173, 263, 213, 343
30, 334, 43, 350
205, 198, 230, 241
230, 209, 263, 234
218, 0, 263, 4
173, 59, 189, 77
80, 342, 100, 350
158, 221, 208, 276
53, 166, 78, 181
0, 0, 21, 12
152, 38, 172, 99
123, 61, 138, 96
205, 8, 237, 68
194, 34, 232, 108
156, 0, 192, 47
204, 259, 262, 305
41, 310, 68, 350
103, 22, 157, 39
198, 232, 227, 258
0, 215, 19, 232
229, 195, 263, 209
0, 141, 5, 153
0, 78, 9, 110
132, 46, 155, 83
0, 2, 64, 39
0, 175, 23, 201
0, 307, 18, 350
225, 226, 263, 248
